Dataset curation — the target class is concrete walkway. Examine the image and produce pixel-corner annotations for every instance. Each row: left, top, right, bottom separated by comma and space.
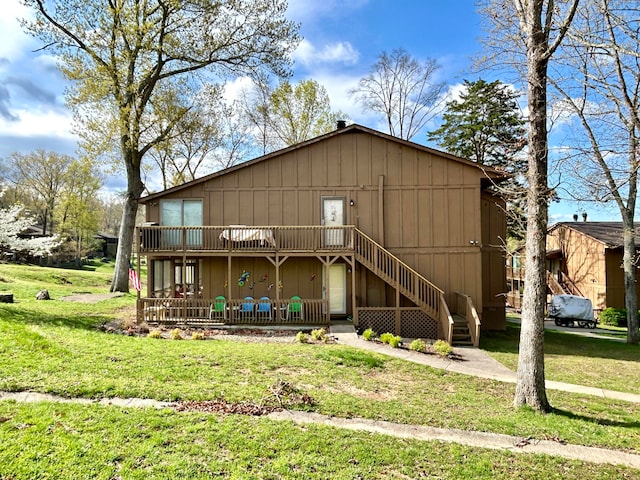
329, 324, 640, 404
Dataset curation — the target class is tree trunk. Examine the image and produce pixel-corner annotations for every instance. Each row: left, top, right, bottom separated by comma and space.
514, 4, 551, 412
110, 150, 145, 293
622, 216, 640, 344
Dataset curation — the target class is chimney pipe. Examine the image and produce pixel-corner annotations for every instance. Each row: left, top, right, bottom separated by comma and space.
336, 120, 346, 130
582, 212, 588, 222
573, 214, 578, 221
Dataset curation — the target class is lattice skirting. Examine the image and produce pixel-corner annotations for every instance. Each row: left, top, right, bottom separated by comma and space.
356, 308, 439, 340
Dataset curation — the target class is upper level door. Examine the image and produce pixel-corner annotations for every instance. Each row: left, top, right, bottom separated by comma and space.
322, 196, 345, 246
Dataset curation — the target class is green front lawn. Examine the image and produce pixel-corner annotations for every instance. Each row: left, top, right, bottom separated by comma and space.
482, 325, 640, 395
0, 402, 636, 480
1, 262, 639, 478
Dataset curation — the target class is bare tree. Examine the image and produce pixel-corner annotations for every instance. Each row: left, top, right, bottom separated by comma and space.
551, 0, 640, 344
242, 78, 347, 152
6, 150, 73, 236
481, 0, 580, 412
212, 100, 257, 170
146, 83, 225, 191
21, 0, 300, 292
349, 48, 447, 140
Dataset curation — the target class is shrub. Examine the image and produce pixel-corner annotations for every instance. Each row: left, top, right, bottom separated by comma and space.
191, 331, 205, 340
295, 331, 310, 343
148, 329, 162, 339
379, 332, 394, 344
311, 328, 327, 342
387, 335, 402, 348
433, 339, 453, 357
170, 328, 182, 340
599, 307, 628, 328
409, 338, 427, 353
362, 328, 376, 341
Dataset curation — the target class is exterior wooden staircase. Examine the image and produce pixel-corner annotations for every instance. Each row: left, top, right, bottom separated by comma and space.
452, 314, 474, 347
547, 272, 568, 295
353, 229, 478, 346
547, 271, 582, 297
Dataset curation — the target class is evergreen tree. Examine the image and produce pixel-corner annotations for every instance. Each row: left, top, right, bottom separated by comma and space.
429, 79, 527, 238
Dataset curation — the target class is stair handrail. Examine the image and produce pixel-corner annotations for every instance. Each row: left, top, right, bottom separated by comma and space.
440, 295, 454, 345
559, 272, 583, 297
546, 271, 566, 295
354, 228, 444, 319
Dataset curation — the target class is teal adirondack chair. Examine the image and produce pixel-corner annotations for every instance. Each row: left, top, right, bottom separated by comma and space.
286, 295, 303, 321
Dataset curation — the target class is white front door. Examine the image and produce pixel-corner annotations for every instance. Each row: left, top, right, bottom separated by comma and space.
324, 264, 346, 314
322, 197, 345, 246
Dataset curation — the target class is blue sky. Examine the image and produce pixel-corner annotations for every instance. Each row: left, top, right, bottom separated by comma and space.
0, 0, 619, 221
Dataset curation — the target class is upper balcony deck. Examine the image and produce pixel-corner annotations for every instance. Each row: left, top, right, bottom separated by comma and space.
137, 225, 356, 256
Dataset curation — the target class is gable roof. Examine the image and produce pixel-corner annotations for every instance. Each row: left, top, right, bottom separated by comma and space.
140, 123, 510, 203
549, 221, 640, 248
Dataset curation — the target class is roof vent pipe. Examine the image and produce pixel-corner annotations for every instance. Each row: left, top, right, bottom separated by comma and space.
336, 120, 346, 130
582, 212, 588, 222
573, 214, 578, 221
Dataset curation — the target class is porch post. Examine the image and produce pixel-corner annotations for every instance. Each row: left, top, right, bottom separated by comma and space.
395, 261, 401, 335
275, 254, 280, 320
227, 255, 232, 321
136, 227, 142, 325
325, 255, 331, 325
351, 253, 357, 326
183, 251, 187, 322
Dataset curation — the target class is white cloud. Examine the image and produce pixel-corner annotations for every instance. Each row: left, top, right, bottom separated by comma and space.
222, 76, 254, 104
0, 107, 75, 140
293, 39, 360, 67
0, 0, 37, 62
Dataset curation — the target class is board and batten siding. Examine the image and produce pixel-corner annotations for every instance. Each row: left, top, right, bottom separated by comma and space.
148, 129, 506, 325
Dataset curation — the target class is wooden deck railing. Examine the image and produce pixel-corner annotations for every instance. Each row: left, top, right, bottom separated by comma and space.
138, 225, 355, 253
139, 297, 329, 326
353, 229, 444, 321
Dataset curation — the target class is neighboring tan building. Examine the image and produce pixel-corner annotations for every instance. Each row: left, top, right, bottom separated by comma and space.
546, 221, 640, 313
135, 124, 508, 346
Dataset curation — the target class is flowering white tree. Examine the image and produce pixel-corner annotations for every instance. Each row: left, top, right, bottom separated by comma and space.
0, 205, 60, 257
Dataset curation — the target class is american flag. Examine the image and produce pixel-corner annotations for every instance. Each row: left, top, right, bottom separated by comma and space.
129, 263, 142, 292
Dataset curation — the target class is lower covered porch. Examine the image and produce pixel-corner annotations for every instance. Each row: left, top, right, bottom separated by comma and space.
136, 253, 447, 340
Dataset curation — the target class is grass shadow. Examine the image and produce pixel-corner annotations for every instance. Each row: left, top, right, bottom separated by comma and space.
551, 407, 640, 430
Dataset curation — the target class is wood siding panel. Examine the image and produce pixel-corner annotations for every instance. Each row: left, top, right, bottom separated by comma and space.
417, 189, 433, 247
432, 188, 448, 247
356, 134, 373, 187
310, 142, 326, 187
327, 139, 341, 186
447, 189, 463, 246
281, 154, 297, 186
386, 142, 401, 186
401, 189, 418, 247
385, 189, 401, 247
295, 149, 310, 187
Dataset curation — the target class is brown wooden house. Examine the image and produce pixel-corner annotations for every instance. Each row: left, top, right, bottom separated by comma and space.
135, 124, 508, 345
545, 222, 640, 313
